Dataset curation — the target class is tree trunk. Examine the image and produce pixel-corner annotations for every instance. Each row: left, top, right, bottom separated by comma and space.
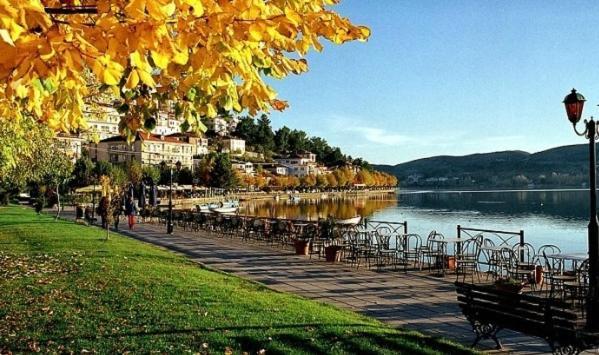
55, 182, 61, 220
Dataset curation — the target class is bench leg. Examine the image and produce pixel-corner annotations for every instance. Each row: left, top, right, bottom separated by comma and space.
550, 343, 582, 355
470, 319, 503, 350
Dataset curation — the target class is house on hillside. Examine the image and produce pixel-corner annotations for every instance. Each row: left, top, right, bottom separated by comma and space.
90, 132, 196, 169
221, 137, 246, 156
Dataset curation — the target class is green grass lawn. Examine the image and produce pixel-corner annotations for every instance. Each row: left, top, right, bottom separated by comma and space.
0, 205, 475, 354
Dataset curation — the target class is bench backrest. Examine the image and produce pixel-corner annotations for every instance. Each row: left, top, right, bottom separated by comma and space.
455, 282, 583, 342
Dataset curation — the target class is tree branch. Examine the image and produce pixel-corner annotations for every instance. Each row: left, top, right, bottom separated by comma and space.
44, 6, 98, 15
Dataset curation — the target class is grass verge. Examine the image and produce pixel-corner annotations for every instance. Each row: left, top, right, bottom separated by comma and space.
0, 205, 475, 354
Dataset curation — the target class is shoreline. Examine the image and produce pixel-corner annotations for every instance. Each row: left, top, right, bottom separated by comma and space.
168, 188, 397, 209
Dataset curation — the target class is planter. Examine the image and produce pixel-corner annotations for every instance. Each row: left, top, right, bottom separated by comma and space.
75, 204, 84, 219
325, 245, 343, 262
446, 256, 456, 270
494, 281, 524, 294
294, 240, 310, 256
535, 265, 543, 286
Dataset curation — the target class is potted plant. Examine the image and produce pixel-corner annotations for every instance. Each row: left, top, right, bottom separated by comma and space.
325, 244, 343, 262
494, 277, 525, 293
294, 237, 310, 255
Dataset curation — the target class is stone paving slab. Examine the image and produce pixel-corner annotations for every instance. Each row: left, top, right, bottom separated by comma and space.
111, 221, 554, 354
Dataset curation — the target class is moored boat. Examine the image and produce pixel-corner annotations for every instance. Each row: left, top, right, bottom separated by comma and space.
211, 206, 238, 214
209, 200, 240, 213
334, 216, 361, 225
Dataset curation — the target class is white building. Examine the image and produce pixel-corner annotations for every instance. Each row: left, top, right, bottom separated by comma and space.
83, 105, 120, 141
91, 132, 195, 169
274, 151, 321, 177
221, 138, 246, 155
232, 160, 254, 175
54, 134, 85, 163
259, 163, 288, 176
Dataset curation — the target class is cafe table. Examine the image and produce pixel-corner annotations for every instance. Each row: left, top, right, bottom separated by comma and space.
429, 237, 472, 276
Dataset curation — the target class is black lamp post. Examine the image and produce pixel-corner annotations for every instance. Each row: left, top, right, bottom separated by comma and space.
563, 88, 599, 329
166, 161, 182, 234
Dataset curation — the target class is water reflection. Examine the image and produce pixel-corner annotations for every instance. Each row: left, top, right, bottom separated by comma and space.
382, 189, 589, 253
242, 189, 591, 253
242, 195, 396, 220
398, 189, 589, 220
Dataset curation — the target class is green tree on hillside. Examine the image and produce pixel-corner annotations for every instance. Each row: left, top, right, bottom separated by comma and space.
234, 116, 256, 142
211, 153, 238, 189
288, 129, 308, 152
255, 115, 275, 153
274, 126, 291, 153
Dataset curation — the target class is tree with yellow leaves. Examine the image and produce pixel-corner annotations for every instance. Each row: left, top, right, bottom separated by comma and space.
0, 0, 369, 140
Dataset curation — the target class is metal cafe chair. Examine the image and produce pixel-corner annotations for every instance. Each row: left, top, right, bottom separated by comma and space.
534, 244, 561, 291
418, 231, 445, 271
478, 238, 504, 280
455, 235, 482, 283
508, 242, 536, 284
563, 259, 590, 310
375, 230, 400, 270
401, 233, 422, 272
347, 230, 376, 269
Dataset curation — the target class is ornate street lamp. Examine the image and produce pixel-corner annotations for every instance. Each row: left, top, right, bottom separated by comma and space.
563, 88, 599, 329
166, 160, 182, 234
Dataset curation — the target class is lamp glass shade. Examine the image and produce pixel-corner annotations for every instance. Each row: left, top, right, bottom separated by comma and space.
563, 89, 586, 124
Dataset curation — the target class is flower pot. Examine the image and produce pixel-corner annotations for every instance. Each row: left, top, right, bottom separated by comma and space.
535, 265, 543, 285
325, 245, 343, 262
495, 282, 524, 294
446, 256, 456, 270
294, 240, 310, 256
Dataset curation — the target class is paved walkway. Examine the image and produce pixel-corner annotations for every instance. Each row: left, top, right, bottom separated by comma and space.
109, 220, 552, 354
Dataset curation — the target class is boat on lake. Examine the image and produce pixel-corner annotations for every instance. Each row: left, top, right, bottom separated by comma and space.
210, 200, 240, 214
334, 216, 361, 225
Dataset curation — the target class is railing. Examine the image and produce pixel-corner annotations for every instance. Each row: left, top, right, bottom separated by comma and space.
362, 219, 408, 235
457, 225, 525, 261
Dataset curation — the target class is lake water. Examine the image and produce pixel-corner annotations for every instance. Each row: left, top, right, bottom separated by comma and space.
243, 189, 592, 253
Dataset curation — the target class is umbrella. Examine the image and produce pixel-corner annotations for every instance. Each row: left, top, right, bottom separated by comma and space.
75, 185, 104, 194
139, 183, 147, 209
149, 182, 158, 207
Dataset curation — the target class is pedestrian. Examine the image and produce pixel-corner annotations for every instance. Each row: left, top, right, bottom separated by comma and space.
125, 196, 137, 230
112, 194, 123, 231
98, 196, 109, 229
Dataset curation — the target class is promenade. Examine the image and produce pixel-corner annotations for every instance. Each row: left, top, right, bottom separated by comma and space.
106, 220, 552, 354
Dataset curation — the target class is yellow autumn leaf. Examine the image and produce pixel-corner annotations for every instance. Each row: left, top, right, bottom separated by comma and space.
206, 103, 217, 118
172, 48, 189, 65
125, 0, 147, 20
138, 69, 156, 87
249, 23, 264, 41
0, 29, 14, 46
103, 65, 124, 86
125, 69, 140, 89
151, 50, 170, 69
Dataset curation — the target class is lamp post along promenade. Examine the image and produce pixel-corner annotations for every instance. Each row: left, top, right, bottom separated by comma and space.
166, 161, 182, 235
563, 88, 599, 329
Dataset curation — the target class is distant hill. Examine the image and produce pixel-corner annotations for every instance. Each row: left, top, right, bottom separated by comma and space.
373, 144, 591, 188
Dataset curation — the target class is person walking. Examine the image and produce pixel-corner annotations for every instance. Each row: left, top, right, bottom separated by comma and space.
111, 193, 123, 231
125, 196, 137, 230
98, 196, 109, 229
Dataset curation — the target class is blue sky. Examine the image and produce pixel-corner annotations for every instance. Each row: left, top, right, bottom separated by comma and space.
268, 1, 599, 165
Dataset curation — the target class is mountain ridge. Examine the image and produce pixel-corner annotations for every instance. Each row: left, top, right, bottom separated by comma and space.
373, 144, 590, 188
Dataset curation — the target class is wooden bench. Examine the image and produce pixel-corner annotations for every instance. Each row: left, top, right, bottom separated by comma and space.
455, 282, 599, 354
